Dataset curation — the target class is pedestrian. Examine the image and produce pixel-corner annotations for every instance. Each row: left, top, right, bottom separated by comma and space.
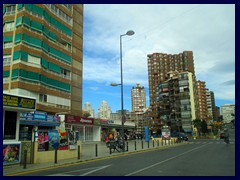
109, 133, 113, 140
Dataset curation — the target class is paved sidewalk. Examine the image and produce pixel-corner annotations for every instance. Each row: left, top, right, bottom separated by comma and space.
3, 139, 185, 176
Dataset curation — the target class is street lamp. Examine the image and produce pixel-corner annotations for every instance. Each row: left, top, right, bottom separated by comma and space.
111, 30, 135, 152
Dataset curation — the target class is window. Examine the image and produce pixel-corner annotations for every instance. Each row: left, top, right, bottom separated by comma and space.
5, 5, 16, 15
4, 111, 17, 140
3, 56, 11, 66
39, 94, 47, 102
28, 54, 41, 65
4, 22, 14, 31
61, 68, 70, 79
4, 42, 12, 48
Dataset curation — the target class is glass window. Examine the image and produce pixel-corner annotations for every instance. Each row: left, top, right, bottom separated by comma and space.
4, 22, 14, 31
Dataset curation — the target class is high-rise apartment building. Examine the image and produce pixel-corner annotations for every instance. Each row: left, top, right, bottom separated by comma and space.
83, 102, 95, 117
3, 4, 83, 116
156, 71, 196, 133
221, 104, 235, 123
147, 51, 196, 128
206, 89, 216, 122
98, 100, 111, 119
196, 80, 208, 120
131, 83, 146, 112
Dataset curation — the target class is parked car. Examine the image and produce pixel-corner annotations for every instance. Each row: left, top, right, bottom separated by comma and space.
178, 133, 188, 141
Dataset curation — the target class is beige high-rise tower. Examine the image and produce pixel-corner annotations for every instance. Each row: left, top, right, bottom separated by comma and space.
131, 83, 146, 112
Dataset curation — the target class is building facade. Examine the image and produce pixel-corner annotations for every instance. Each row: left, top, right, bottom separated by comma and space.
156, 71, 196, 133
131, 83, 146, 112
98, 100, 111, 119
147, 51, 196, 129
3, 4, 83, 116
221, 104, 235, 123
83, 102, 95, 117
196, 80, 208, 120
206, 89, 216, 122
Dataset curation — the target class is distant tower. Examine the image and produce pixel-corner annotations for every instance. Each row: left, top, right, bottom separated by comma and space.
83, 102, 95, 117
98, 100, 111, 119
131, 83, 146, 112
197, 80, 208, 120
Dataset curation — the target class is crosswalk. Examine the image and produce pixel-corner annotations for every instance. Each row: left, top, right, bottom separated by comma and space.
188, 139, 235, 145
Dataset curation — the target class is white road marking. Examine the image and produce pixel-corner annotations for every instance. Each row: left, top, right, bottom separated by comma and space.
80, 165, 111, 176
47, 165, 111, 176
125, 143, 211, 176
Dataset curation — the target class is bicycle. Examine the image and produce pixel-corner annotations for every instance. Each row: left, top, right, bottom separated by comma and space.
107, 138, 125, 153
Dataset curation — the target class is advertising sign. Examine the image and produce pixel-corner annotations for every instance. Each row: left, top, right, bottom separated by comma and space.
3, 93, 36, 110
3, 143, 21, 165
145, 126, 149, 142
67, 130, 76, 150
34, 111, 47, 121
59, 132, 68, 150
65, 115, 94, 125
48, 130, 60, 150
38, 130, 49, 151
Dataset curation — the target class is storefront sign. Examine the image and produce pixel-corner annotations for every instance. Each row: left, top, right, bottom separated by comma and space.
65, 115, 94, 125
3, 93, 36, 110
3, 143, 21, 165
34, 111, 47, 121
101, 119, 108, 124
19, 112, 60, 127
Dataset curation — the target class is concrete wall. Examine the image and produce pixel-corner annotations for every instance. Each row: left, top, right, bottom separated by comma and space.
33, 141, 81, 164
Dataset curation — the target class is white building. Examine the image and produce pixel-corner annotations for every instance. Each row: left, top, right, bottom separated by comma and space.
221, 104, 235, 123
83, 102, 95, 117
131, 83, 146, 112
98, 100, 111, 119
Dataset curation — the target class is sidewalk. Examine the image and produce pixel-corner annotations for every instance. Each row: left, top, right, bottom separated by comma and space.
3, 139, 185, 176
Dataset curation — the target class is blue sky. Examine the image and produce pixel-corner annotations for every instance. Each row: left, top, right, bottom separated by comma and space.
82, 4, 235, 115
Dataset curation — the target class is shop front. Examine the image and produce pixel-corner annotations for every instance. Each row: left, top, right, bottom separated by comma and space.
3, 93, 36, 165
100, 119, 136, 140
65, 115, 101, 142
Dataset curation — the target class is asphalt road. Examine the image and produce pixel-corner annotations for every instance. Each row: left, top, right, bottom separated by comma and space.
20, 127, 235, 176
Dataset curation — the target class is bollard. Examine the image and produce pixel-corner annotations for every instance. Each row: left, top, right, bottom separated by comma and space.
126, 142, 128, 152
165, 139, 167, 146
78, 145, 80, 160
95, 144, 98, 157
142, 141, 144, 149
23, 150, 27, 169
135, 141, 137, 150
54, 148, 58, 164
153, 140, 154, 148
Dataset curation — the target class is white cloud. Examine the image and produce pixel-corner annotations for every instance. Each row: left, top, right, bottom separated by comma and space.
83, 4, 235, 105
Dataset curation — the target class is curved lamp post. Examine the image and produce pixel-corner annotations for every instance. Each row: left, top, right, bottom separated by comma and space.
111, 30, 134, 152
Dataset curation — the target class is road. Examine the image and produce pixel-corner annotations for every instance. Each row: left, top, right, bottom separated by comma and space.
18, 127, 235, 176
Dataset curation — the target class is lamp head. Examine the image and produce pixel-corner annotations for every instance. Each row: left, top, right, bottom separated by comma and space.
126, 30, 135, 36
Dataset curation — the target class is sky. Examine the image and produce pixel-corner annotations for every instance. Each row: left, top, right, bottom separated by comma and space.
82, 4, 235, 115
